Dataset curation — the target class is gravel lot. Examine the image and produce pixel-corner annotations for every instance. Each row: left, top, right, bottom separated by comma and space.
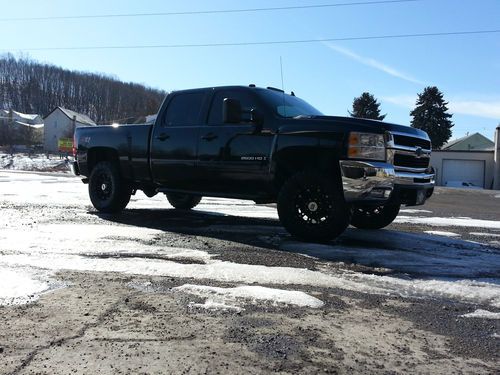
0, 170, 499, 374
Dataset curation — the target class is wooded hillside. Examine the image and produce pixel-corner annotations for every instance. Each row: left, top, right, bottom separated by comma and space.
0, 54, 165, 123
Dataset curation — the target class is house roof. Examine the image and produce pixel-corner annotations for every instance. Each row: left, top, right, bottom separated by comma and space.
44, 107, 96, 126
1, 110, 43, 124
442, 132, 494, 151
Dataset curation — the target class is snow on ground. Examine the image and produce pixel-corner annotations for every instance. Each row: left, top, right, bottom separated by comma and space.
395, 215, 500, 229
399, 209, 432, 214
469, 232, 500, 238
0, 266, 62, 306
172, 284, 324, 311
1, 171, 500, 311
281, 230, 499, 279
460, 309, 500, 319
0, 153, 71, 173
424, 230, 460, 237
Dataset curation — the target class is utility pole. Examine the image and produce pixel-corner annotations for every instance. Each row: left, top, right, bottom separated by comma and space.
8, 109, 13, 155
494, 124, 500, 190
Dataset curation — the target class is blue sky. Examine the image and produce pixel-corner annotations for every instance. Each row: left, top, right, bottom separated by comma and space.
2, 0, 499, 140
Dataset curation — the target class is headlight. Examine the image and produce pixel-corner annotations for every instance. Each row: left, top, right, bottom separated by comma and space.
348, 132, 386, 161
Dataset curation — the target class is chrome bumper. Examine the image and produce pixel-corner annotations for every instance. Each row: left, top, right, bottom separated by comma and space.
339, 160, 435, 203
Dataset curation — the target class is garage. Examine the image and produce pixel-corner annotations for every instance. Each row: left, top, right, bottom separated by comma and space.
441, 159, 485, 187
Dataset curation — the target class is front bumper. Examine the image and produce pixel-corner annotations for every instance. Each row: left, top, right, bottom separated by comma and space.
339, 160, 434, 205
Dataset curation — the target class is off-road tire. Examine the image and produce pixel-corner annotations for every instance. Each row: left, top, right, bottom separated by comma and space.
277, 170, 350, 242
350, 203, 401, 230
88, 161, 131, 213
166, 193, 202, 210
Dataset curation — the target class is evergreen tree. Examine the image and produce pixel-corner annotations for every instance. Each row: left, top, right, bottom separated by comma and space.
349, 92, 386, 121
410, 86, 453, 149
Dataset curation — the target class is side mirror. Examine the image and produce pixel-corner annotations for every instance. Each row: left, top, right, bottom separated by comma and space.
223, 98, 242, 124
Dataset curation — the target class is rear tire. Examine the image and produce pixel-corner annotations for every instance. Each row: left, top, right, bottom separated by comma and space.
88, 161, 131, 213
350, 203, 401, 230
166, 193, 202, 209
277, 170, 349, 242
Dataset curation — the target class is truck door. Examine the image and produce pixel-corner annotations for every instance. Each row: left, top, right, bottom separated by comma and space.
197, 89, 274, 194
150, 91, 207, 188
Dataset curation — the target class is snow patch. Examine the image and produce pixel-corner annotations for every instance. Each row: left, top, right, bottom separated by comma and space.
424, 231, 460, 237
173, 284, 324, 310
460, 309, 500, 319
396, 216, 500, 229
400, 209, 432, 214
0, 267, 59, 306
0, 153, 71, 173
2, 252, 500, 308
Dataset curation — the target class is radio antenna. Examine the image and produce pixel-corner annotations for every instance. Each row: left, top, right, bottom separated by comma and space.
280, 56, 286, 117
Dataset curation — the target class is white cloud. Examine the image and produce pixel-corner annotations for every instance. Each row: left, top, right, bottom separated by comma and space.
448, 100, 500, 119
382, 95, 415, 108
322, 42, 424, 85
382, 94, 500, 120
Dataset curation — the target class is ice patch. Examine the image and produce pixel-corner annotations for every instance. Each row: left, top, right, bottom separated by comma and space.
395, 216, 500, 229
460, 309, 500, 319
173, 284, 324, 310
424, 231, 460, 237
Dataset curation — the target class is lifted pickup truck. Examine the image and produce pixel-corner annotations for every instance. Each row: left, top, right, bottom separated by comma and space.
73, 85, 434, 242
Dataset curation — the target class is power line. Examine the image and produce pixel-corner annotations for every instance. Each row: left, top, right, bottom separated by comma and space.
0, 0, 423, 22
4, 29, 499, 52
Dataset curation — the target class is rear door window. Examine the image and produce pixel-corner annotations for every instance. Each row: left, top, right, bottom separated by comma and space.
163, 92, 205, 127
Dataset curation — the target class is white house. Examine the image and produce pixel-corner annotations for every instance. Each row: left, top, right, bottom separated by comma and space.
43, 107, 96, 153
430, 131, 500, 189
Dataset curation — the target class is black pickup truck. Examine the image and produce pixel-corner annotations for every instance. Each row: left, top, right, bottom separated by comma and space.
72, 85, 434, 242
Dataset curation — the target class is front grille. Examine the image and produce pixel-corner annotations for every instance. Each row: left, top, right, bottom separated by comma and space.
394, 154, 430, 169
393, 134, 431, 150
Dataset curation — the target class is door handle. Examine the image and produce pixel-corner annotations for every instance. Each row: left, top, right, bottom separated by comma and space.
201, 133, 218, 141
155, 133, 170, 141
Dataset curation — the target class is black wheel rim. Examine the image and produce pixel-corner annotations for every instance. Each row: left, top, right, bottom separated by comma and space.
294, 186, 333, 226
355, 206, 384, 217
92, 171, 113, 201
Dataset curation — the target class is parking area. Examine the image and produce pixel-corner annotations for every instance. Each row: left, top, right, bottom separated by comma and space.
0, 171, 499, 374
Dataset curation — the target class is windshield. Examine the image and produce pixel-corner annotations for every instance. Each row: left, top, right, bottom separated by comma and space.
257, 89, 323, 118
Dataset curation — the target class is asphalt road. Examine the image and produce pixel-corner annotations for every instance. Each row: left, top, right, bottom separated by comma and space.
0, 170, 499, 374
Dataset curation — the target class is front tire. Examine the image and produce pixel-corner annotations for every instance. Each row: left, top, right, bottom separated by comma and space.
277, 170, 350, 242
166, 193, 202, 209
350, 203, 401, 229
88, 161, 131, 213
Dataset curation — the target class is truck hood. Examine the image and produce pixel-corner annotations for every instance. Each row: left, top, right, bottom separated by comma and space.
278, 115, 429, 139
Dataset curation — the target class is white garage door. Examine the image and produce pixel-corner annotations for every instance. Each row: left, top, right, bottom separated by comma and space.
442, 159, 485, 187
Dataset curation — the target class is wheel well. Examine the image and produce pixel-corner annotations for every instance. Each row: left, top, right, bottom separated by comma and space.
274, 147, 342, 190
87, 147, 120, 174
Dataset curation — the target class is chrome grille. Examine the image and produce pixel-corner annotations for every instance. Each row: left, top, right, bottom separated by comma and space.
388, 131, 431, 171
